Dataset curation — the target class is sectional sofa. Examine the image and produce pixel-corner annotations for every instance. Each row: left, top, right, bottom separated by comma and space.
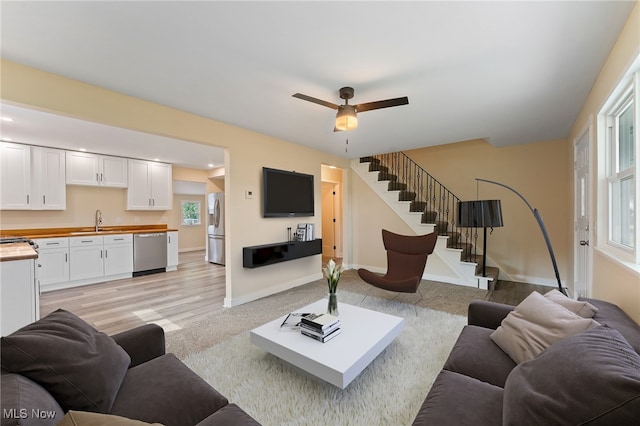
1, 309, 261, 426
413, 291, 640, 425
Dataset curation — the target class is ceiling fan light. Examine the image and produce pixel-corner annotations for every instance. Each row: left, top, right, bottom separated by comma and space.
335, 105, 358, 131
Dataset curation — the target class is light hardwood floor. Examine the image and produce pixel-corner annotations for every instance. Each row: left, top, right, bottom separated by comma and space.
40, 250, 545, 336
40, 250, 225, 335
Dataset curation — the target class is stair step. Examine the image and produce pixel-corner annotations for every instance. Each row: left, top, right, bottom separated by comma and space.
477, 266, 499, 286
450, 242, 473, 259
422, 210, 438, 223
410, 201, 428, 212
399, 191, 416, 202
444, 231, 461, 243
369, 163, 388, 173
360, 156, 380, 164
388, 181, 407, 191
433, 221, 449, 234
378, 172, 397, 182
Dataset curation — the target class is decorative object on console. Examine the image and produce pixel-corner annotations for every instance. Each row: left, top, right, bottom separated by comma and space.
457, 199, 503, 278
473, 178, 567, 295
323, 259, 344, 315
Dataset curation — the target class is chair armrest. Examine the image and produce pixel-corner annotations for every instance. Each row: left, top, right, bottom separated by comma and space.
111, 323, 166, 368
467, 300, 515, 329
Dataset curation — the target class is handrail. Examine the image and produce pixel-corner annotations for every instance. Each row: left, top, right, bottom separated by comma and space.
364, 152, 476, 262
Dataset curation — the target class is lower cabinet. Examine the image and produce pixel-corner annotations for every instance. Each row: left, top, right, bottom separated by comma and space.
37, 234, 134, 292
1, 258, 37, 336
167, 231, 179, 271
104, 234, 133, 276
35, 238, 70, 289
69, 237, 104, 281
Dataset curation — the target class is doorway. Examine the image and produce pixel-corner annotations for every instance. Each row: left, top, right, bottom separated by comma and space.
321, 165, 343, 263
574, 125, 591, 298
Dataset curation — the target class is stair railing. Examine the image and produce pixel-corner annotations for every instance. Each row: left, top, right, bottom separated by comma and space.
363, 152, 476, 262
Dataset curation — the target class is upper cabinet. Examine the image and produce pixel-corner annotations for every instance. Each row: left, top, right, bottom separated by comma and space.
127, 159, 172, 210
66, 151, 128, 188
31, 146, 66, 210
0, 142, 66, 210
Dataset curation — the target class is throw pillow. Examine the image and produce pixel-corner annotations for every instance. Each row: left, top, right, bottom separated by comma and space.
490, 291, 599, 364
1, 309, 131, 413
503, 325, 640, 425
543, 289, 598, 318
57, 411, 163, 426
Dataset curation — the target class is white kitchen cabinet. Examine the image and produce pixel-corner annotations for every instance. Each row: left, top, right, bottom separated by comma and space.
69, 236, 104, 281
0, 143, 66, 211
0, 142, 31, 210
103, 234, 133, 276
66, 151, 128, 188
34, 238, 70, 289
167, 231, 179, 271
127, 159, 172, 210
31, 146, 66, 210
1, 258, 38, 335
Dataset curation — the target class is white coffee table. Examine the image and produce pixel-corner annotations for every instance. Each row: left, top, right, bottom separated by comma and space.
250, 299, 404, 389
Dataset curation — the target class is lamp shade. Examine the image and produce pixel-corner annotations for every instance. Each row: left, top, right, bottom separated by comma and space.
458, 200, 503, 228
335, 105, 358, 131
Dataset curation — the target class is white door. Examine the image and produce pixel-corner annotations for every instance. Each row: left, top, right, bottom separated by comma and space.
574, 127, 591, 298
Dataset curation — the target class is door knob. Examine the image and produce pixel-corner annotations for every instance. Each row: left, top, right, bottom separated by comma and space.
579, 240, 589, 246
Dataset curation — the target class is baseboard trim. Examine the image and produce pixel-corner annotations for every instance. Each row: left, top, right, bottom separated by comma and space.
223, 272, 324, 307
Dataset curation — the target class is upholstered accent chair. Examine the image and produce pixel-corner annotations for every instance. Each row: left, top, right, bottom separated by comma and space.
357, 229, 438, 294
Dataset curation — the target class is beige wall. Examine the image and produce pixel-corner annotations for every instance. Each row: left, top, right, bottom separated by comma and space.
566, 1, 640, 322
351, 171, 414, 269
1, 60, 350, 306
0, 185, 167, 229
401, 138, 570, 286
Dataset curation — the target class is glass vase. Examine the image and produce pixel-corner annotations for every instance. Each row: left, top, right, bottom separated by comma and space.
327, 292, 339, 316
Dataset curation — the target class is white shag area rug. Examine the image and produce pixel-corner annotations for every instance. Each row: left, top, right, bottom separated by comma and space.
183, 291, 466, 426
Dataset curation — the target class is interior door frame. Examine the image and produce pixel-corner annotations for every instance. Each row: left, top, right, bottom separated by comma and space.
573, 120, 593, 298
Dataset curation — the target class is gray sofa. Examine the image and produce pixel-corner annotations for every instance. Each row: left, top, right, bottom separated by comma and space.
413, 296, 640, 425
1, 309, 261, 426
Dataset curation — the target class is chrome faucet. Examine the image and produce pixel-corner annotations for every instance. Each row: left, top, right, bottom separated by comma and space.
95, 209, 103, 232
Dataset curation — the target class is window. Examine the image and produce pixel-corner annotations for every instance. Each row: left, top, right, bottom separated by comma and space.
600, 63, 639, 266
181, 200, 201, 226
607, 94, 635, 249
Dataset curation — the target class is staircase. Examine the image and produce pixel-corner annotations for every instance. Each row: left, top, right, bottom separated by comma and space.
352, 153, 498, 290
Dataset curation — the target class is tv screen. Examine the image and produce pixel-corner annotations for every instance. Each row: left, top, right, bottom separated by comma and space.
263, 167, 314, 217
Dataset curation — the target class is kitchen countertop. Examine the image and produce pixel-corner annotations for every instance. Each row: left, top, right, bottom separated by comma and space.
0, 225, 178, 240
0, 242, 38, 262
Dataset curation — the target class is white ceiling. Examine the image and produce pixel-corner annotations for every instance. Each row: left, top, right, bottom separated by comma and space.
0, 1, 635, 165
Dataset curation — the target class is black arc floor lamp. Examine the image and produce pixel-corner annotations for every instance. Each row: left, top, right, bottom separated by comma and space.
457, 199, 503, 278
463, 178, 567, 296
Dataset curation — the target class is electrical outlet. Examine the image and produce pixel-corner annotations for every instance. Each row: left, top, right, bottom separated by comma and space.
134, 216, 140, 224
245, 190, 254, 199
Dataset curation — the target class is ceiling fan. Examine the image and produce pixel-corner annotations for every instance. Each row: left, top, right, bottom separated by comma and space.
292, 87, 409, 132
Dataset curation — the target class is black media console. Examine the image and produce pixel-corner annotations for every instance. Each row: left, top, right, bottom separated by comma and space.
243, 239, 322, 268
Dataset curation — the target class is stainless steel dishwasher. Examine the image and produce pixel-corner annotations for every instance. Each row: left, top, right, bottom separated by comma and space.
133, 233, 167, 276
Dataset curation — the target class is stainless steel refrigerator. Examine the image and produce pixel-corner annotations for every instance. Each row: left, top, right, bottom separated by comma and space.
208, 192, 225, 265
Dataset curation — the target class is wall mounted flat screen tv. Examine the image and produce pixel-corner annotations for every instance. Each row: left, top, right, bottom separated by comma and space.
262, 167, 314, 217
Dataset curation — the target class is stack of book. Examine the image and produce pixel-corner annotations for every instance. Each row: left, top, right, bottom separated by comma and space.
300, 313, 341, 343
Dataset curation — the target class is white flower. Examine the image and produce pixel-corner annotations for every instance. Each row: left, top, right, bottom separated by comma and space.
323, 259, 344, 293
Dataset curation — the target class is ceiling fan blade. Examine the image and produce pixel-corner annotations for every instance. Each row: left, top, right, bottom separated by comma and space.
292, 93, 339, 110
355, 96, 409, 113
